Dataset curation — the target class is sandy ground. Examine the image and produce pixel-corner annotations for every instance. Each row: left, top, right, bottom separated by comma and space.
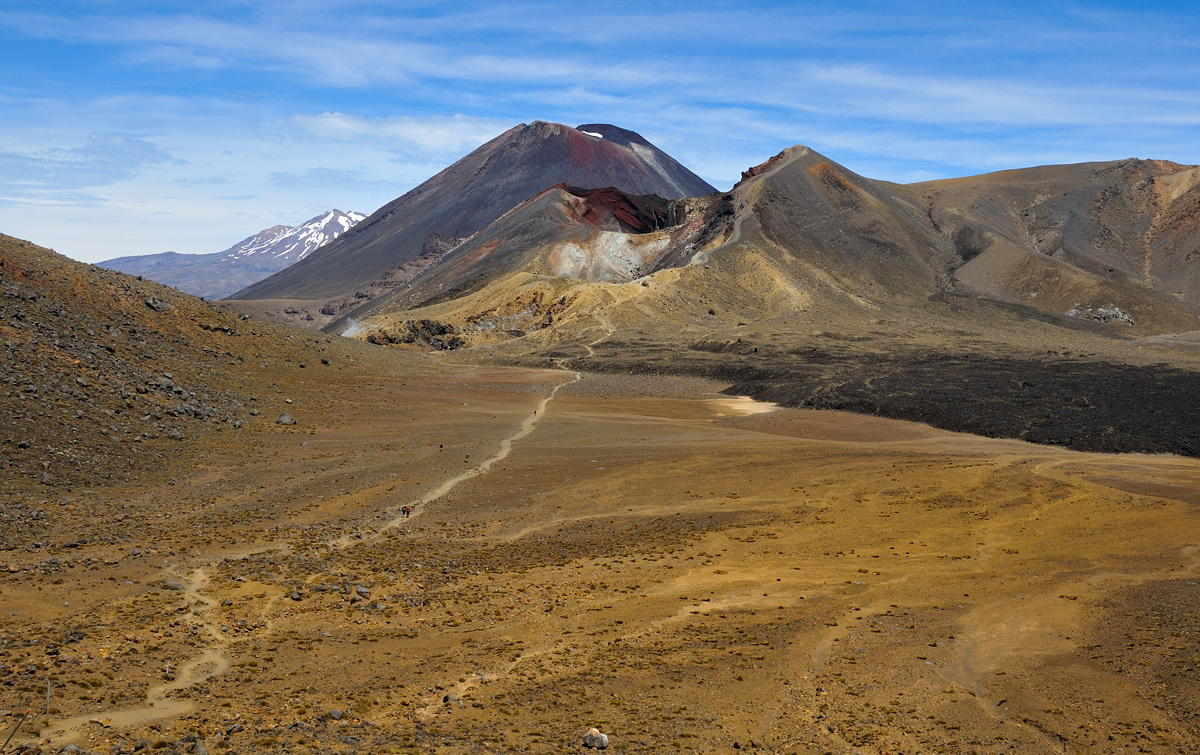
3, 362, 1200, 754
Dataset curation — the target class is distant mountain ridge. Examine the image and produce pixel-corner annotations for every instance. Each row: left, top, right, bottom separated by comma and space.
100, 209, 365, 300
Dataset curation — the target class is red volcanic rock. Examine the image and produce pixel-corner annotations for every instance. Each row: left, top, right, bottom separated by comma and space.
557, 185, 671, 234
737, 151, 786, 187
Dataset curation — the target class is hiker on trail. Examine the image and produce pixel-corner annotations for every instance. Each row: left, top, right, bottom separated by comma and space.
402, 506, 411, 518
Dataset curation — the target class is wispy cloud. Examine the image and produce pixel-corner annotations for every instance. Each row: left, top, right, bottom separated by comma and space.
0, 191, 110, 210
268, 167, 396, 191
0, 132, 174, 193
175, 176, 229, 186
294, 113, 511, 154
781, 63, 1200, 128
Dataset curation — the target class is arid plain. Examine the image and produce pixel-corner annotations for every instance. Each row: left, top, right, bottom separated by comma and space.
5, 352, 1200, 754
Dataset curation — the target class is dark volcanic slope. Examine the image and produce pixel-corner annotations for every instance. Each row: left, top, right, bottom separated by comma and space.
226, 122, 716, 309
721, 349, 1200, 457
739, 146, 958, 299
345, 184, 680, 322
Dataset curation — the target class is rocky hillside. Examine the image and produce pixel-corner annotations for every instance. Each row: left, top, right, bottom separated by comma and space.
901, 159, 1200, 321
0, 232, 375, 496
100, 209, 365, 300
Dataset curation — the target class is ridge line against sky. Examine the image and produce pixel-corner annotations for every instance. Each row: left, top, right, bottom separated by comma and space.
1, 1, 1199, 263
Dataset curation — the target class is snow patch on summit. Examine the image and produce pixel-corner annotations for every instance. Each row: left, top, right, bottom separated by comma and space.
222, 210, 367, 264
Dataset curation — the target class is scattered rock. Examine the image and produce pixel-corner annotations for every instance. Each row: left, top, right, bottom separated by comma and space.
162, 580, 187, 591
442, 694, 459, 704
134, 738, 153, 752
370, 319, 464, 350
327, 709, 344, 720
144, 297, 172, 312
275, 412, 296, 425
1066, 304, 1134, 325
583, 728, 609, 749
290, 589, 303, 601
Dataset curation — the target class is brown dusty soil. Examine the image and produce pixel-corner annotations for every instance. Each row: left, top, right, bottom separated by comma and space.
3, 362, 1200, 754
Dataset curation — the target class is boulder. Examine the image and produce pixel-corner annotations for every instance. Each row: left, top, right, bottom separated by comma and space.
583, 728, 609, 749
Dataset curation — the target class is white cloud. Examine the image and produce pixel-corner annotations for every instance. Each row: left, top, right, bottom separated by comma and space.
785, 63, 1200, 128
294, 113, 512, 154
0, 99, 458, 262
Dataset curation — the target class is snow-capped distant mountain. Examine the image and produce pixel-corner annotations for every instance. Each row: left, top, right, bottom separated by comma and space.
219, 210, 366, 265
100, 210, 365, 300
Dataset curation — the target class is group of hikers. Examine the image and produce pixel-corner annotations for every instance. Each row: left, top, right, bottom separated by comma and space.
401, 505, 413, 518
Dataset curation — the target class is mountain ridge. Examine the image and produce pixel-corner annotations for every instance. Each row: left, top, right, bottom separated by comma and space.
343, 141, 1200, 358
100, 209, 364, 300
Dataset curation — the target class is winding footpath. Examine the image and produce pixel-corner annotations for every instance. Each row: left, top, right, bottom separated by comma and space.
32, 366, 582, 749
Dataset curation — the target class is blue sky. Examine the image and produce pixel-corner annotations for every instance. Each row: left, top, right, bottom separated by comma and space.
2, 1, 1199, 263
